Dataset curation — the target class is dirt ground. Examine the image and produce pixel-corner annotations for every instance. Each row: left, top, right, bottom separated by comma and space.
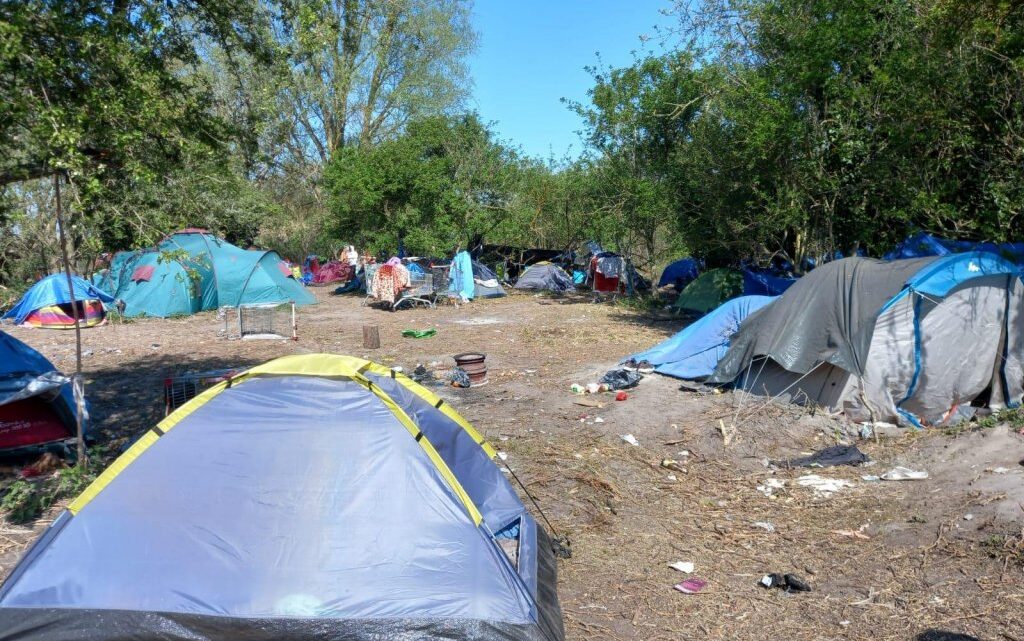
2, 288, 1023, 640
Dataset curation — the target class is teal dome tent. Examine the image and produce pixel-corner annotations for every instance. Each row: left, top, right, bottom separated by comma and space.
94, 229, 316, 317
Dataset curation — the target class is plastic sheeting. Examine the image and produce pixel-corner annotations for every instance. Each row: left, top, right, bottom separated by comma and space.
0, 371, 563, 641
0, 331, 83, 446
630, 296, 776, 380
449, 251, 476, 301
741, 268, 796, 297
3, 274, 113, 325
885, 231, 1024, 263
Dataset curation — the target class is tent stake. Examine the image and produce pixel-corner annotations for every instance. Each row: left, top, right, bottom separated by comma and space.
54, 172, 86, 469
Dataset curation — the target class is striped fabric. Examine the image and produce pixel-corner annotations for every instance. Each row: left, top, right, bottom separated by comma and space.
23, 301, 106, 329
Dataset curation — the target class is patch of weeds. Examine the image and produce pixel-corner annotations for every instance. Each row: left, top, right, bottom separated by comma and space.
614, 294, 664, 313
908, 515, 927, 524
1, 458, 100, 524
981, 532, 1024, 568
948, 407, 1024, 437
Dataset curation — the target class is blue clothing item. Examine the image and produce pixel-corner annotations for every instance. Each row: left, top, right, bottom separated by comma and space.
3, 274, 114, 324
448, 251, 475, 300
631, 295, 776, 379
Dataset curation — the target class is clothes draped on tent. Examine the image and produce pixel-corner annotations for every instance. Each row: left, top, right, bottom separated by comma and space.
3, 274, 114, 329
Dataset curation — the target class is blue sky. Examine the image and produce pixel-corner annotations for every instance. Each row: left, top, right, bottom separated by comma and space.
468, 1, 674, 160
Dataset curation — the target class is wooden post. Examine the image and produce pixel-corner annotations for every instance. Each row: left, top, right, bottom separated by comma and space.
362, 325, 380, 349
54, 172, 86, 468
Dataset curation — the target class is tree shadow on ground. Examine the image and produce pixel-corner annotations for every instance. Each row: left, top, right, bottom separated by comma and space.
84, 353, 265, 447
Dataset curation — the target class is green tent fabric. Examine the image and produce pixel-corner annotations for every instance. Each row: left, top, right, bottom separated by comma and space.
95, 229, 316, 318
673, 268, 743, 314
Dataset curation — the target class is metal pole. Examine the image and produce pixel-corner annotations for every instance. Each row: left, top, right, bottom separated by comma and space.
54, 173, 86, 468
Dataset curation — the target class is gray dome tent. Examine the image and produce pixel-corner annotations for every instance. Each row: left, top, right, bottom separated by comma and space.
514, 263, 575, 293
710, 253, 1024, 427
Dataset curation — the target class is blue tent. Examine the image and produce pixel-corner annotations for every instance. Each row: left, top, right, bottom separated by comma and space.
94, 230, 316, 318
0, 331, 85, 451
630, 296, 776, 379
885, 232, 1024, 263
658, 258, 700, 289
0, 354, 564, 641
741, 268, 796, 297
3, 274, 113, 326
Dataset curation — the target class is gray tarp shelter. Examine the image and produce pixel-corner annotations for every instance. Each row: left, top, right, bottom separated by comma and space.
0, 355, 564, 641
710, 253, 1024, 427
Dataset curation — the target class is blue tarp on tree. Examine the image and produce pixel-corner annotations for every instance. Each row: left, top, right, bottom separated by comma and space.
885, 232, 1024, 263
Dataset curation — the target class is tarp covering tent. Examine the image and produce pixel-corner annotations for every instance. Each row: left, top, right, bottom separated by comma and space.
95, 229, 316, 317
0, 354, 564, 641
0, 331, 84, 451
673, 268, 743, 314
658, 258, 700, 290
710, 253, 1024, 427
2, 274, 113, 329
885, 231, 1024, 263
473, 261, 506, 298
514, 263, 576, 293
629, 296, 776, 379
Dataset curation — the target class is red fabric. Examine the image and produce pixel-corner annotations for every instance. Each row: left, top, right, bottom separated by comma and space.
590, 257, 620, 293
131, 265, 155, 282
0, 398, 72, 450
312, 261, 354, 285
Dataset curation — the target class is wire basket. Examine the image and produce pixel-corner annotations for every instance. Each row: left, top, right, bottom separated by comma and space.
164, 369, 239, 415
431, 265, 451, 294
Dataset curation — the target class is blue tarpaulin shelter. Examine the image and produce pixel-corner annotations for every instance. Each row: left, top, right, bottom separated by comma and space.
3, 275, 113, 326
0, 354, 564, 641
658, 258, 700, 289
0, 331, 84, 451
630, 296, 776, 379
885, 232, 1024, 263
94, 229, 316, 318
